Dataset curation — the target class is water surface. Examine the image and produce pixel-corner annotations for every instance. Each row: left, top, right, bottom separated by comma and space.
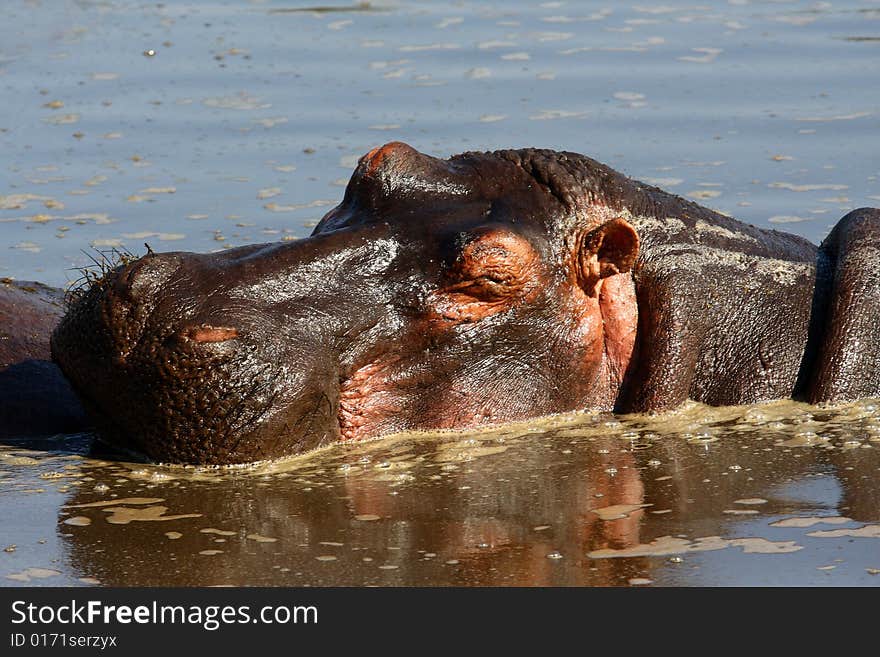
3, 401, 880, 586
1, 0, 879, 587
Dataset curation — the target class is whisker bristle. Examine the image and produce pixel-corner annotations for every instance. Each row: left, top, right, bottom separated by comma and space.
64, 246, 140, 308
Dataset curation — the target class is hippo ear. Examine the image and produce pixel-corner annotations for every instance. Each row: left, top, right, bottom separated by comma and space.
577, 218, 639, 296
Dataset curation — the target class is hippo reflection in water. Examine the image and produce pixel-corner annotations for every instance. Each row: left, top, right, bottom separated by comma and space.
4, 143, 880, 464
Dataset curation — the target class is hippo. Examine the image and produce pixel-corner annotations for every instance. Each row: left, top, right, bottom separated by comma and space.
4, 143, 879, 464
0, 278, 88, 439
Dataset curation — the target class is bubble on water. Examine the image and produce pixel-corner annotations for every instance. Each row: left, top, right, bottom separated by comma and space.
200, 528, 236, 536
589, 535, 801, 559
776, 431, 829, 447
807, 525, 880, 539
40, 471, 66, 480
67, 497, 164, 509
677, 47, 722, 64
6, 567, 62, 582
591, 504, 650, 521
613, 91, 645, 102
687, 433, 718, 444
246, 534, 278, 543
529, 109, 589, 120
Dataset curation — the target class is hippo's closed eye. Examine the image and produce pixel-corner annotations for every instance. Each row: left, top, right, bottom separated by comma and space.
430, 227, 541, 322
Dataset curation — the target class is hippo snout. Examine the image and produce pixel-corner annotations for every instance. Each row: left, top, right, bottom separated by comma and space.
51, 245, 346, 464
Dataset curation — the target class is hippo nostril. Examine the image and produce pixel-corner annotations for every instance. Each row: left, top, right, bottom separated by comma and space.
114, 253, 178, 302
183, 324, 239, 343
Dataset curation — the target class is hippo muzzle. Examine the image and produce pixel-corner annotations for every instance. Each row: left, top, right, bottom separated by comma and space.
51, 225, 408, 464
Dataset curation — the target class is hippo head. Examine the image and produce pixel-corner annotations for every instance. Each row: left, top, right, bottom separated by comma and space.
52, 143, 640, 464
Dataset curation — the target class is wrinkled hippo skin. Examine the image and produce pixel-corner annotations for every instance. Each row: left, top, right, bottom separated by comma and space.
8, 143, 879, 464
0, 279, 90, 438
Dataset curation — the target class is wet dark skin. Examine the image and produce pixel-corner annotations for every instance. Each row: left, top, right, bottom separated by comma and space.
2, 143, 878, 464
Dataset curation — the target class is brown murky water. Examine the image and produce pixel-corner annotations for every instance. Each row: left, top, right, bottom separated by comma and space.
3, 400, 880, 586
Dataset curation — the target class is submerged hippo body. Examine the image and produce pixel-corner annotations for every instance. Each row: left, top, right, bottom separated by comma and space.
0, 279, 89, 438
26, 142, 879, 464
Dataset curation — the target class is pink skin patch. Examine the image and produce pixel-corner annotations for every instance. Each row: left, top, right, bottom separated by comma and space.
338, 356, 404, 441
598, 273, 638, 387
185, 325, 239, 343
361, 141, 410, 176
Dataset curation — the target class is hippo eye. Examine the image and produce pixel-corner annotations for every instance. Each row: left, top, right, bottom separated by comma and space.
446, 228, 539, 296
444, 270, 515, 301
430, 228, 541, 322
